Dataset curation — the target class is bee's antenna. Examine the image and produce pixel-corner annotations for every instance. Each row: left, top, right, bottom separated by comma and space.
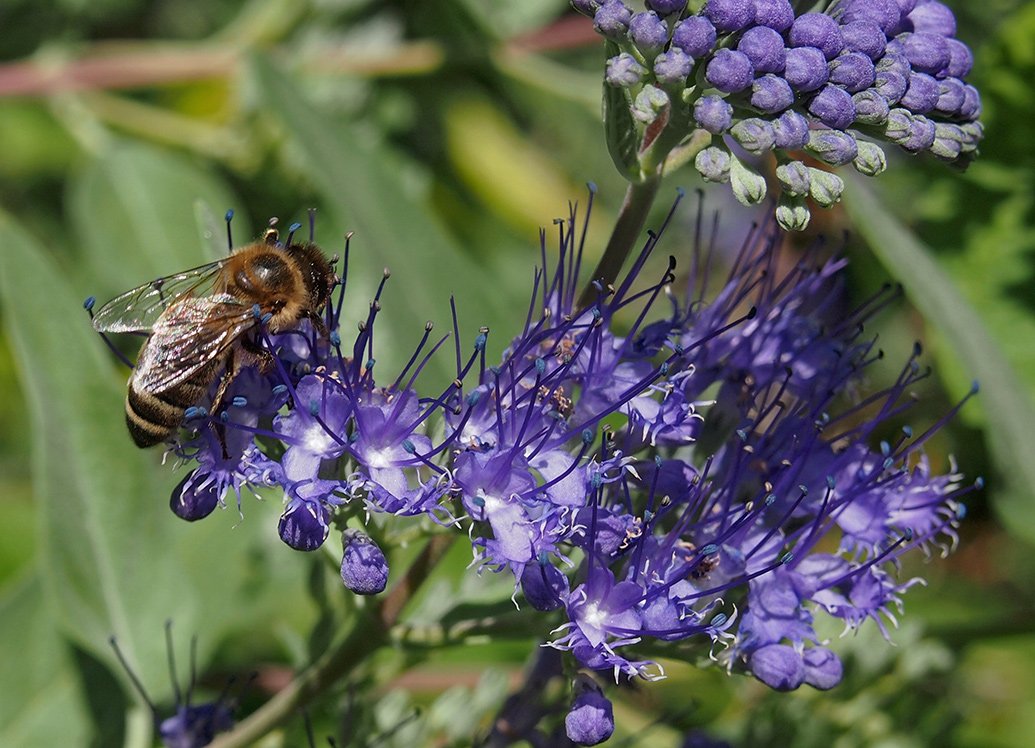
225, 209, 234, 252
308, 208, 317, 242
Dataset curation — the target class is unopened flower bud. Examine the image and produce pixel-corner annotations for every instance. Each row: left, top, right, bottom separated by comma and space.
776, 160, 811, 196
646, 0, 687, 17
852, 89, 890, 125
852, 140, 887, 176
278, 497, 331, 551
520, 560, 569, 611
694, 95, 733, 133
340, 529, 389, 594
730, 153, 767, 205
606, 53, 647, 87
170, 470, 221, 522
738, 26, 786, 73
929, 122, 964, 161
694, 146, 731, 182
672, 15, 717, 58
808, 84, 857, 130
565, 679, 614, 746
654, 48, 693, 87
731, 117, 776, 155
703, 0, 754, 33
900, 72, 940, 114
898, 31, 950, 75
593, 0, 633, 40
751, 74, 794, 114
753, 0, 794, 32
898, 114, 937, 152
784, 46, 829, 92
908, 1, 957, 37
772, 109, 810, 149
776, 195, 811, 231
884, 107, 913, 142
629, 11, 669, 53
808, 167, 845, 207
789, 13, 844, 60
706, 49, 755, 93
840, 20, 886, 60
806, 128, 859, 165
632, 84, 670, 124
828, 52, 876, 93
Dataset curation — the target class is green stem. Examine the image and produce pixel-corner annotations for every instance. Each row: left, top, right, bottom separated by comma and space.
207, 533, 455, 748
576, 175, 661, 310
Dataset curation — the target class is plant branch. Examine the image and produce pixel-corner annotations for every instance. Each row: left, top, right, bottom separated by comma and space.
207, 533, 455, 748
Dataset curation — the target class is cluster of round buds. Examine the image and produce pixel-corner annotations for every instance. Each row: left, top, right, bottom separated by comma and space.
573, 0, 983, 230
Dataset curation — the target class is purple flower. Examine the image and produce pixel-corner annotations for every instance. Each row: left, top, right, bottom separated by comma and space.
771, 109, 810, 149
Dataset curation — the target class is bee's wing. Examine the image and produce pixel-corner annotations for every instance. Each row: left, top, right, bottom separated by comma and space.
91, 260, 227, 334
132, 295, 258, 395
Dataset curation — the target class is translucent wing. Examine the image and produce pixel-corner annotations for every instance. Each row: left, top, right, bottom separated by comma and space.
91, 260, 227, 334
131, 296, 258, 394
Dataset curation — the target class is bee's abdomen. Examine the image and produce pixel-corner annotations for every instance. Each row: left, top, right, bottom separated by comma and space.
125, 376, 212, 448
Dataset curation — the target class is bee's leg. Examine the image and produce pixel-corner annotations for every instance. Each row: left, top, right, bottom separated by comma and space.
208, 350, 243, 460
240, 336, 276, 374
304, 309, 330, 339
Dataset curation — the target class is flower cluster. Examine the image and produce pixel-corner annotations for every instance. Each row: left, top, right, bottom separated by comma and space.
574, 0, 983, 230
158, 194, 973, 740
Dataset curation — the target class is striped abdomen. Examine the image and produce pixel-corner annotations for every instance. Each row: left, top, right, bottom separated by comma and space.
125, 358, 220, 447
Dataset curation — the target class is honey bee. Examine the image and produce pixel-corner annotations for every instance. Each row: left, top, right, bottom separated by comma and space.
91, 223, 336, 448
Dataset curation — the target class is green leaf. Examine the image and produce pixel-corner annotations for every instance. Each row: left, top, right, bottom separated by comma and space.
844, 176, 1035, 544
0, 211, 310, 705
0, 574, 92, 747
249, 55, 505, 381
602, 42, 641, 182
68, 140, 244, 301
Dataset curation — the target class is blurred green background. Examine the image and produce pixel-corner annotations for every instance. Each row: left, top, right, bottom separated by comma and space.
1, 0, 1033, 746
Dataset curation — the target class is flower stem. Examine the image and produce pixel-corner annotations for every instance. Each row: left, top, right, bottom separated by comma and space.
576, 175, 661, 310
207, 533, 455, 748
